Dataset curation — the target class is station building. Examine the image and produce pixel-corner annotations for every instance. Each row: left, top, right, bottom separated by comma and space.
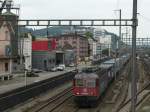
32, 39, 56, 71
0, 10, 19, 79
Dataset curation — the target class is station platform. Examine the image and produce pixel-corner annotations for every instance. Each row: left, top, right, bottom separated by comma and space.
0, 67, 75, 95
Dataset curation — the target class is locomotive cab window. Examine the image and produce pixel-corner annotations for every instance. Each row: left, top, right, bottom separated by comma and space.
76, 79, 85, 87
86, 79, 96, 88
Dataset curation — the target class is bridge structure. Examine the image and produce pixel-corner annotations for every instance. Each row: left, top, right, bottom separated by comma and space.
122, 37, 150, 48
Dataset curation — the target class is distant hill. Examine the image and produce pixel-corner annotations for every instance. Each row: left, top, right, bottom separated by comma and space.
19, 26, 119, 40
18, 27, 33, 34
32, 26, 70, 37
19, 26, 74, 37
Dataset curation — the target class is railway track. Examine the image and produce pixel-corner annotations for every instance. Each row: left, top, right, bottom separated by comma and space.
0, 71, 77, 112
117, 59, 150, 112
117, 83, 150, 112
25, 87, 73, 112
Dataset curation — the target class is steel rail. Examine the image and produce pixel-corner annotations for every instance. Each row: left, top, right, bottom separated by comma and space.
117, 83, 150, 112
32, 87, 73, 112
117, 60, 150, 112
0, 70, 77, 111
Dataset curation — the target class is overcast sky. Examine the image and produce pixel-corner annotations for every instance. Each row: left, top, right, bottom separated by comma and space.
14, 0, 150, 38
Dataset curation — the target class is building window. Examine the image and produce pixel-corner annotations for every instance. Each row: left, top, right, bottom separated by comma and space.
48, 41, 51, 49
5, 45, 11, 56
73, 41, 76, 44
44, 60, 47, 70
73, 37, 76, 40
13, 59, 18, 63
5, 63, 9, 72
5, 31, 9, 40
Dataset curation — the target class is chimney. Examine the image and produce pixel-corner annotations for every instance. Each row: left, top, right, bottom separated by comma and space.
6, 0, 12, 12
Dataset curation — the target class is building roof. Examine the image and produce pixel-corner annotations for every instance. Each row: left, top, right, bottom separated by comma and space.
48, 33, 87, 40
0, 16, 15, 34
2, 11, 16, 16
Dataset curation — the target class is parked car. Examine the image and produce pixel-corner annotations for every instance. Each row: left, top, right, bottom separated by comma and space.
69, 63, 75, 67
27, 71, 39, 77
50, 67, 57, 72
57, 64, 65, 71
32, 69, 43, 73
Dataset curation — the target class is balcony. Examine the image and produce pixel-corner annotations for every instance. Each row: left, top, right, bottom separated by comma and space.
0, 55, 17, 59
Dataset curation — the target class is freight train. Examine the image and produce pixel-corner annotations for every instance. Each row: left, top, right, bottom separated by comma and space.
72, 54, 130, 106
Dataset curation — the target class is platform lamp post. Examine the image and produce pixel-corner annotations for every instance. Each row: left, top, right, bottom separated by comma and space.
20, 33, 27, 87
114, 36, 118, 81
74, 26, 78, 72
100, 44, 102, 60
22, 33, 27, 87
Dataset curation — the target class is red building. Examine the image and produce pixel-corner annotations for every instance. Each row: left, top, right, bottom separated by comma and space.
32, 39, 57, 71
32, 39, 56, 51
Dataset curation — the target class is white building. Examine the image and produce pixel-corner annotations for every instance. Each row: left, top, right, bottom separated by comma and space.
88, 38, 97, 59
98, 35, 112, 50
93, 42, 97, 56
93, 28, 106, 39
99, 35, 111, 44
19, 33, 32, 70
98, 35, 112, 56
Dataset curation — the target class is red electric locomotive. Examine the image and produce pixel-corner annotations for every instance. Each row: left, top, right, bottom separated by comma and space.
72, 66, 114, 106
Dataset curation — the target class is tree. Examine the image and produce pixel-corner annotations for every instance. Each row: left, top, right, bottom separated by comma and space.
32, 34, 36, 41
102, 48, 109, 56
85, 31, 93, 39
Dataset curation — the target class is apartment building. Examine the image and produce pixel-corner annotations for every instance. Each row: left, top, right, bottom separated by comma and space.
49, 34, 89, 61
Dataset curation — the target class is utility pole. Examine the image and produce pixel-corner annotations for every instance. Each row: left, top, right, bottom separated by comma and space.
119, 9, 122, 47
131, 0, 138, 112
126, 27, 128, 48
114, 9, 121, 80
47, 26, 49, 38
74, 26, 78, 72
0, 0, 6, 14
114, 9, 122, 47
